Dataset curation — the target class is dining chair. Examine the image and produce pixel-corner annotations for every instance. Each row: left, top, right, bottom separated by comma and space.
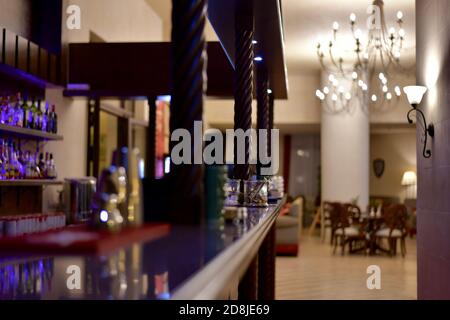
319, 201, 334, 243
374, 204, 408, 257
331, 203, 366, 255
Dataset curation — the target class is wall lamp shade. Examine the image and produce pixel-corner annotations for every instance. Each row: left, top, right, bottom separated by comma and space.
401, 171, 417, 186
404, 85, 434, 158
403, 86, 427, 105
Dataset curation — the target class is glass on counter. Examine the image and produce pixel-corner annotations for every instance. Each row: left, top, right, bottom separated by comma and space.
224, 179, 242, 207
244, 179, 268, 207
268, 176, 284, 200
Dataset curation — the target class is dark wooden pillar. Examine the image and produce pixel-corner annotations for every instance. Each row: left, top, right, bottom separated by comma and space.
258, 88, 277, 300
239, 256, 258, 300
258, 225, 276, 300
283, 135, 292, 193
233, 0, 254, 181
117, 100, 129, 151
256, 63, 269, 177
268, 91, 274, 157
169, 0, 207, 224
146, 97, 157, 179
87, 98, 100, 178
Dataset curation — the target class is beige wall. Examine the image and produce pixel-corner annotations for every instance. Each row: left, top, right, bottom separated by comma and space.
0, 0, 30, 37
416, 0, 450, 299
369, 131, 417, 201
47, 0, 163, 178
43, 1, 163, 210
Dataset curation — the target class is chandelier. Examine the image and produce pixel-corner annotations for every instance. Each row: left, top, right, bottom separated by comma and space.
314, 0, 411, 114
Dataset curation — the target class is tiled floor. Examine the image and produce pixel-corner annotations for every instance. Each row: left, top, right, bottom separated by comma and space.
275, 233, 417, 300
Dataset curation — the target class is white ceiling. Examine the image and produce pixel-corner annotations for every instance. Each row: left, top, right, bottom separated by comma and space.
282, 0, 416, 74
145, 0, 416, 75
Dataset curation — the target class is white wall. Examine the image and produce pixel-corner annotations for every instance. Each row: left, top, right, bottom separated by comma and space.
321, 73, 370, 209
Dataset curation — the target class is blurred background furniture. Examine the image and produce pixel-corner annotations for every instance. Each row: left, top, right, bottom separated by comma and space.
276, 196, 303, 256
374, 204, 408, 257
331, 203, 367, 255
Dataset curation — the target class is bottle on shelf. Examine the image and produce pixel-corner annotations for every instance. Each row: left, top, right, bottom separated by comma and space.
13, 93, 24, 128
35, 100, 43, 131
0, 93, 58, 134
28, 99, 37, 130
50, 105, 58, 134
5, 96, 14, 126
0, 141, 57, 181
0, 96, 6, 125
0, 139, 5, 180
0, 96, 10, 125
42, 102, 49, 132
47, 153, 57, 179
21, 94, 30, 129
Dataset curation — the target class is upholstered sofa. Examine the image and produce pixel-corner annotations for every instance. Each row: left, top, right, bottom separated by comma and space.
275, 197, 303, 256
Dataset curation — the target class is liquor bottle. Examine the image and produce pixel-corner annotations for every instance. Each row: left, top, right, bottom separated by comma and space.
0, 139, 4, 180
42, 103, 49, 132
5, 96, 14, 125
11, 149, 21, 180
50, 105, 58, 134
44, 152, 49, 178
27, 99, 36, 130
47, 153, 57, 179
35, 100, 43, 131
7, 140, 16, 180
0, 97, 6, 124
24, 151, 32, 179
38, 153, 45, 178
21, 96, 30, 128
1, 96, 10, 125
14, 93, 24, 128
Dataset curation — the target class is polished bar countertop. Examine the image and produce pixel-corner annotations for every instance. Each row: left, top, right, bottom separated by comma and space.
0, 200, 283, 300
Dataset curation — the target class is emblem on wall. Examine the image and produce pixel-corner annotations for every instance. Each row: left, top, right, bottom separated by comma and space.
373, 159, 385, 178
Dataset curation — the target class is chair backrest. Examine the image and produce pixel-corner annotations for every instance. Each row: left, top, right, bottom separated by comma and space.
328, 202, 350, 229
383, 204, 408, 231
344, 203, 362, 223
323, 201, 334, 220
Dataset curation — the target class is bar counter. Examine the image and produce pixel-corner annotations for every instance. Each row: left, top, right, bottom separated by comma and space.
0, 200, 283, 300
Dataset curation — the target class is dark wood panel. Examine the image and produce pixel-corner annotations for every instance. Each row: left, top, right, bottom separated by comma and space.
66, 42, 234, 98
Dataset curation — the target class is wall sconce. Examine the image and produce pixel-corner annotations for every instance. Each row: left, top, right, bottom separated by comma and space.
403, 86, 434, 158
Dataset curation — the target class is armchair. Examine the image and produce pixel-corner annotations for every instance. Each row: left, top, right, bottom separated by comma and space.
276, 197, 303, 256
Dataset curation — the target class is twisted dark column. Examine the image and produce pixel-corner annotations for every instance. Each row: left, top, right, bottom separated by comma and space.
233, 0, 254, 181
256, 63, 269, 176
268, 91, 274, 158
146, 97, 157, 179
170, 0, 207, 224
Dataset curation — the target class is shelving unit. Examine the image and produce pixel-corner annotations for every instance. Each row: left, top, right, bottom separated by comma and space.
0, 179, 62, 187
0, 28, 63, 215
0, 124, 63, 141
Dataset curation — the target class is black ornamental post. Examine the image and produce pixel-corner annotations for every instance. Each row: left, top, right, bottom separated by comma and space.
233, 0, 254, 181
256, 63, 269, 176
169, 0, 208, 224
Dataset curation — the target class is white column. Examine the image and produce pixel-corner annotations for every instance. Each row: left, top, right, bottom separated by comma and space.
321, 72, 370, 210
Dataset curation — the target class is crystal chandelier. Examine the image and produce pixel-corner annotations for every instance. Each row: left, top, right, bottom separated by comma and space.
315, 0, 412, 114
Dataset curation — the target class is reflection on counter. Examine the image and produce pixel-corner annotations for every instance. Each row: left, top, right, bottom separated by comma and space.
0, 258, 54, 299
0, 201, 281, 300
